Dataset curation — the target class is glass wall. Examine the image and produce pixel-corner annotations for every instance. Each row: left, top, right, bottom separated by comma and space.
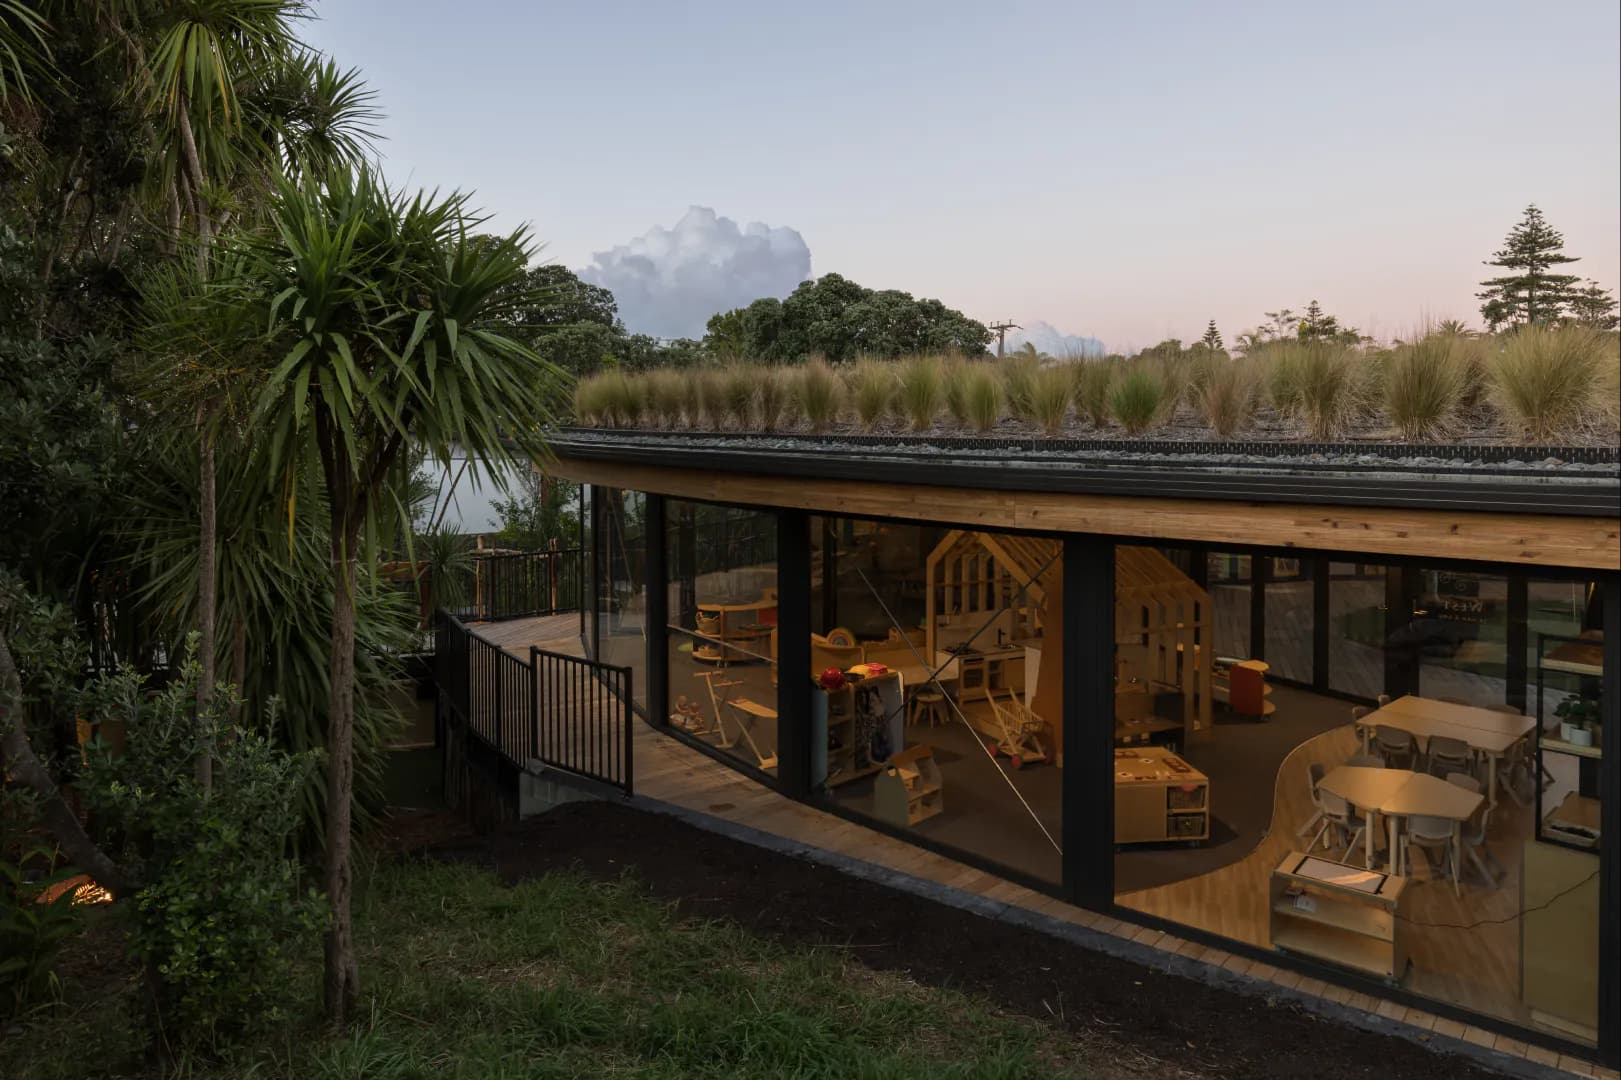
594, 488, 648, 710
1264, 557, 1314, 683
1206, 552, 1252, 661
812, 515, 1064, 884
1327, 562, 1385, 700
1113, 546, 1606, 1048
664, 501, 779, 774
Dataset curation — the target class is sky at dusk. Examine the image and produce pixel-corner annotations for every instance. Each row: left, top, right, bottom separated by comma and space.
302, 1, 1620, 351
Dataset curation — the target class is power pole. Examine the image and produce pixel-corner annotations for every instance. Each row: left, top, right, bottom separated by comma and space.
987, 320, 1021, 358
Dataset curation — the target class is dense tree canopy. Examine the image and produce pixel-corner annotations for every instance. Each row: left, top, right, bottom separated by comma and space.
703, 272, 992, 362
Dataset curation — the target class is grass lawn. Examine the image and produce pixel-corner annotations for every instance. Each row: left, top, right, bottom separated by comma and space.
1, 858, 1175, 1079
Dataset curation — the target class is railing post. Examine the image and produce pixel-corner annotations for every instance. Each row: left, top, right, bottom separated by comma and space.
492, 643, 503, 757
529, 645, 541, 764
622, 665, 634, 796
548, 538, 560, 613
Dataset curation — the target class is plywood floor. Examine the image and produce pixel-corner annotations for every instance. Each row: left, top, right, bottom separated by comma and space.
461, 614, 1578, 1058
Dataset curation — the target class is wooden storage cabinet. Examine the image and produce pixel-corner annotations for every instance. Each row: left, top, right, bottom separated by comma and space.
812, 673, 904, 789
873, 745, 944, 827
1269, 852, 1408, 981
1113, 747, 1209, 845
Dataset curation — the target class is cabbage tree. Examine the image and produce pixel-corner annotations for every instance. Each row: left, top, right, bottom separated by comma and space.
244, 168, 565, 1021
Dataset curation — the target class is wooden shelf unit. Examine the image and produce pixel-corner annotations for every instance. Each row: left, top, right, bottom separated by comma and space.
812, 672, 904, 789
1113, 747, 1210, 844
1269, 852, 1408, 981
873, 744, 945, 827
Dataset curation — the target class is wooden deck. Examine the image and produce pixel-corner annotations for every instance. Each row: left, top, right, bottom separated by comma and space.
456, 613, 1605, 1077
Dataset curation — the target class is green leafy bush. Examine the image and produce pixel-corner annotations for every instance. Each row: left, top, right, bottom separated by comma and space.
79, 655, 324, 1048
1, 795, 85, 1018
1108, 365, 1164, 435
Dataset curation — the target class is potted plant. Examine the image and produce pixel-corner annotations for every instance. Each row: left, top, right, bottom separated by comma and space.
1555, 694, 1601, 747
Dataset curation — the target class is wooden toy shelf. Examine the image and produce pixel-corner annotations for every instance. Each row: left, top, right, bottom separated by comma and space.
1269, 852, 1408, 982
1113, 747, 1209, 844
873, 744, 944, 827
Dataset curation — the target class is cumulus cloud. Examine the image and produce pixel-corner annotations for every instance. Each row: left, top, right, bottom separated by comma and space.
1003, 319, 1106, 357
578, 206, 812, 339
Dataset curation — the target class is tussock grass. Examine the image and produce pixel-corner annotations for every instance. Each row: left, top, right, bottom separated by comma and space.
756, 366, 788, 432
793, 357, 844, 433
1293, 343, 1365, 440
1487, 325, 1618, 441
575, 369, 642, 428
1385, 332, 1471, 441
645, 369, 690, 429
942, 357, 972, 426
1072, 360, 1115, 428
695, 367, 728, 429
848, 359, 894, 431
896, 355, 945, 430
1001, 355, 1039, 422
1028, 365, 1073, 436
720, 364, 756, 429
962, 365, 1003, 432
1192, 357, 1258, 438
573, 371, 612, 426
1109, 365, 1165, 435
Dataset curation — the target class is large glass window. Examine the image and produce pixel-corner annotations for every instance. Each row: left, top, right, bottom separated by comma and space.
811, 516, 1064, 884
1264, 557, 1314, 683
1326, 562, 1385, 700
594, 488, 647, 709
1206, 553, 1251, 662
665, 501, 779, 774
1114, 547, 1604, 1049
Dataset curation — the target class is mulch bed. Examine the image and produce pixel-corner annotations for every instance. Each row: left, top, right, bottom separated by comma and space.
414, 800, 1510, 1080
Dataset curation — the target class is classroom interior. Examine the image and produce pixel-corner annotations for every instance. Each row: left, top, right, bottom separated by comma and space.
588, 487, 1607, 1048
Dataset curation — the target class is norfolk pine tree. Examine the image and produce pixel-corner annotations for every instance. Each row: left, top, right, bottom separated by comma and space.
1476, 204, 1582, 330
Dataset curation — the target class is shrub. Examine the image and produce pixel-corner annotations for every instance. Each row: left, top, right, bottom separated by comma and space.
941, 357, 971, 425
1028, 365, 1073, 436
793, 358, 844, 433
1072, 359, 1115, 428
1002, 355, 1039, 421
847, 359, 893, 431
962, 365, 1003, 432
1192, 358, 1258, 438
1385, 332, 1471, 441
645, 369, 689, 429
1487, 325, 1617, 441
755, 366, 789, 432
1109, 364, 1165, 435
895, 355, 944, 430
1, 794, 86, 1019
78, 653, 323, 1048
720, 364, 756, 429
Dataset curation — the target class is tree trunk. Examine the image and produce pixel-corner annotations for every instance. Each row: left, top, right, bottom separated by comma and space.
195, 412, 216, 794
0, 627, 135, 899
322, 519, 361, 1025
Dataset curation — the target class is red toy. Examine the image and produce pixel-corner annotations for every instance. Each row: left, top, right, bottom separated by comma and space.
819, 667, 847, 690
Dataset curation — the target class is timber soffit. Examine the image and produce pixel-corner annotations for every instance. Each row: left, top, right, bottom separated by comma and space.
550, 430, 1621, 519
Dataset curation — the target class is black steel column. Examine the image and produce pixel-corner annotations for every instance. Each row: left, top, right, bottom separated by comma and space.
645, 495, 669, 728
585, 485, 602, 660
1312, 557, 1331, 692
1384, 564, 1419, 698
1064, 534, 1115, 910
1251, 554, 1268, 662
776, 509, 813, 797
1598, 575, 1619, 1069
1505, 577, 1529, 713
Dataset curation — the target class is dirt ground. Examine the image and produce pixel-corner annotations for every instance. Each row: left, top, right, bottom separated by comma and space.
407, 799, 1512, 1080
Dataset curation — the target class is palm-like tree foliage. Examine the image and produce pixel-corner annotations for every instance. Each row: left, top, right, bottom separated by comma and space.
0, 0, 50, 103
212, 168, 566, 1019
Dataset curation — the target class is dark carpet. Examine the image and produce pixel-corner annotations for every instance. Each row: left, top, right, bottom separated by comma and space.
1113, 683, 1354, 893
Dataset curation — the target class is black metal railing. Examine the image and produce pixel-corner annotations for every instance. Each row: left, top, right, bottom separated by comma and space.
531, 646, 633, 793
435, 609, 632, 795
475, 545, 584, 621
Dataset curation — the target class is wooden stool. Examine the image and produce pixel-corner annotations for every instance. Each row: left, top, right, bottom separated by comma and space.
909, 689, 948, 728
